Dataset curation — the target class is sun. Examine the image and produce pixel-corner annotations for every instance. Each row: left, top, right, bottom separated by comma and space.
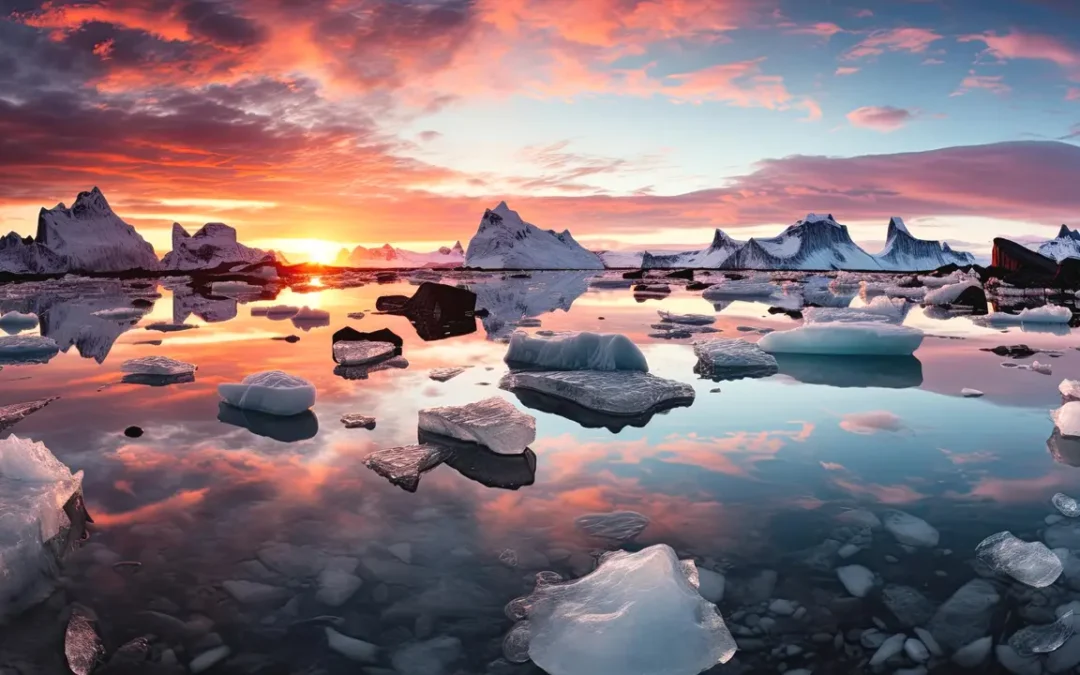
255, 238, 343, 265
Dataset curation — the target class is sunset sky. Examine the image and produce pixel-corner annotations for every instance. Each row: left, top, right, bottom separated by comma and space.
2, 0, 1080, 261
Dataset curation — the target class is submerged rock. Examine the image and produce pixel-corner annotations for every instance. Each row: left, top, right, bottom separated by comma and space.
836, 565, 875, 597
65, 607, 105, 675
882, 510, 940, 547
882, 584, 936, 628
418, 397, 535, 454
503, 544, 736, 675
1053, 493, 1080, 517
574, 511, 650, 541
976, 531, 1063, 588
927, 579, 1001, 652
391, 636, 463, 675
952, 636, 993, 667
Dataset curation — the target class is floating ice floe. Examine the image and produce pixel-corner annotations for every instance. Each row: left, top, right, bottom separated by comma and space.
0, 435, 85, 620
218, 370, 316, 416
418, 397, 535, 454
0, 311, 38, 331
802, 308, 894, 324
502, 544, 736, 675
291, 306, 330, 330
91, 307, 145, 320
882, 285, 927, 301
927, 579, 1000, 653
0, 335, 60, 364
975, 531, 1062, 587
341, 414, 375, 429
210, 280, 263, 296
757, 323, 924, 357
1053, 402, 1080, 438
984, 305, 1072, 325
363, 444, 451, 492
1061, 380, 1080, 401
962, 388, 984, 397
924, 280, 982, 306
657, 310, 716, 326
574, 511, 650, 541
1054, 493, 1080, 517
701, 279, 777, 298
429, 367, 465, 382
504, 331, 648, 372
500, 370, 694, 417
882, 510, 939, 547
692, 338, 778, 380
333, 341, 397, 366
1009, 611, 1075, 656
120, 356, 196, 377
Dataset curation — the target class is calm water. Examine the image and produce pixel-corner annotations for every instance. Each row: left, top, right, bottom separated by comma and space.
2, 270, 1080, 674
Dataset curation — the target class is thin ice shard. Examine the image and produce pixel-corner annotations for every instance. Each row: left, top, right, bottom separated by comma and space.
1053, 493, 1080, 517
363, 445, 451, 492
1009, 611, 1075, 656
975, 531, 1063, 588
0, 397, 58, 434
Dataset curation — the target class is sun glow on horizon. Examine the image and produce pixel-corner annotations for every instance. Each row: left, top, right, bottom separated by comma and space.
252, 238, 343, 264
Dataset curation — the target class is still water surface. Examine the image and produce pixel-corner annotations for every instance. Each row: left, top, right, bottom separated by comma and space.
1, 271, 1079, 674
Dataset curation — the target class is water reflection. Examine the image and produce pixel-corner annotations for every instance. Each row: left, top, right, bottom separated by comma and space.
775, 354, 924, 388
217, 402, 320, 442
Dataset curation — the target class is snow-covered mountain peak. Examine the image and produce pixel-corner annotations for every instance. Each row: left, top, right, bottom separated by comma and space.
70, 186, 113, 219
876, 217, 974, 270
803, 213, 838, 226
887, 217, 910, 237
1037, 224, 1080, 262
465, 202, 604, 269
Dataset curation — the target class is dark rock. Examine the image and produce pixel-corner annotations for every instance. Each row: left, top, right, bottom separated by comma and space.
131, 298, 154, 308
768, 306, 803, 319
271, 335, 300, 343
622, 269, 646, 279
124, 426, 143, 438
982, 344, 1037, 358
376, 295, 409, 312
333, 327, 404, 349
665, 269, 694, 280
951, 285, 988, 312
685, 281, 713, 291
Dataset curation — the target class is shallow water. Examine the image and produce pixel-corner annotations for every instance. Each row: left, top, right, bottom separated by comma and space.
3, 270, 1080, 674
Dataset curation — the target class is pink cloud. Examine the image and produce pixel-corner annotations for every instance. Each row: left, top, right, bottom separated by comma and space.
961, 30, 1080, 75
784, 22, 846, 39
1067, 88, 1080, 100
846, 105, 915, 131
953, 72, 1011, 96
844, 27, 943, 60
835, 66, 860, 76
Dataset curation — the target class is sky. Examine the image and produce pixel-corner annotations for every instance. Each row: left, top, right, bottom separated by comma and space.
2, 0, 1080, 262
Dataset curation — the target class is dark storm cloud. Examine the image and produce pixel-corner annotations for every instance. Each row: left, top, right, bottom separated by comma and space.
178, 0, 266, 48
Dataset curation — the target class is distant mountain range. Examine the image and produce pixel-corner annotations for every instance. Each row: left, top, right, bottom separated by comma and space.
1037, 225, 1080, 262
334, 242, 464, 268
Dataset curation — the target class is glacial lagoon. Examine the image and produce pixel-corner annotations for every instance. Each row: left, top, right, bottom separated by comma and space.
4, 269, 1080, 674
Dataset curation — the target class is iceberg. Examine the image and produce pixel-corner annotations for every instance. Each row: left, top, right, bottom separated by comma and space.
332, 341, 397, 366
465, 202, 604, 270
975, 531, 1062, 588
217, 370, 316, 416
882, 510, 939, 547
0, 335, 60, 364
0, 435, 86, 620
692, 338, 778, 380
984, 305, 1072, 325
758, 322, 924, 356
253, 305, 299, 320
161, 222, 273, 271
961, 388, 984, 397
210, 280, 264, 298
1061, 380, 1080, 401
701, 279, 777, 298
924, 280, 983, 306
657, 310, 715, 326
802, 308, 894, 324
1053, 402, 1080, 438
500, 370, 694, 417
120, 356, 196, 377
503, 544, 736, 675
504, 331, 648, 372
418, 397, 535, 454
0, 311, 38, 333
575, 511, 650, 541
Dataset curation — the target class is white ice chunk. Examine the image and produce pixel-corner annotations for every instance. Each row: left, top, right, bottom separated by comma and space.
120, 356, 196, 376
924, 280, 982, 306
1009, 611, 1075, 656
882, 510, 939, 547
418, 397, 535, 454
91, 307, 145, 320
500, 370, 694, 416
256, 305, 299, 320
658, 310, 716, 326
316, 570, 363, 607
692, 339, 778, 379
1061, 380, 1080, 401
210, 280, 263, 296
1031, 361, 1053, 375
758, 322, 924, 356
0, 335, 60, 363
802, 308, 895, 324
702, 280, 777, 298
961, 388, 984, 397
505, 544, 736, 675
1054, 493, 1080, 517
976, 531, 1062, 588
0, 311, 38, 331
1053, 402, 1080, 437
505, 331, 648, 372
836, 565, 875, 597
217, 370, 316, 416
985, 305, 1072, 324
332, 341, 397, 366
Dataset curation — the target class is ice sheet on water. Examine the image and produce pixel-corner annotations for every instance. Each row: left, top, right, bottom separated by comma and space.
0, 397, 58, 434
692, 339, 778, 381
120, 356, 196, 376
504, 331, 648, 372
418, 397, 535, 454
144, 321, 196, 332
1055, 493, 1080, 517
210, 280, 263, 296
363, 444, 452, 492
802, 308, 895, 324
758, 322, 924, 356
500, 370, 694, 417
1009, 611, 1075, 656
1053, 402, 1080, 438
0, 335, 60, 364
332, 341, 397, 366
984, 305, 1073, 324
1061, 380, 1080, 401
658, 310, 716, 326
702, 279, 777, 298
252, 305, 298, 320
503, 544, 736, 675
975, 531, 1063, 587
217, 370, 316, 416
333, 356, 409, 380
924, 280, 982, 306
0, 311, 38, 332
429, 367, 465, 382
574, 511, 650, 541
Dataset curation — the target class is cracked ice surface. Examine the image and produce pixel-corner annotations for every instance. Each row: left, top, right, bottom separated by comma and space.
363, 444, 451, 492
975, 531, 1062, 588
504, 331, 648, 372
418, 397, 535, 454
575, 511, 650, 541
120, 356, 196, 376
1009, 611, 1075, 656
658, 310, 716, 326
500, 370, 694, 417
217, 370, 316, 416
332, 341, 397, 366
503, 544, 736, 675
692, 339, 778, 380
